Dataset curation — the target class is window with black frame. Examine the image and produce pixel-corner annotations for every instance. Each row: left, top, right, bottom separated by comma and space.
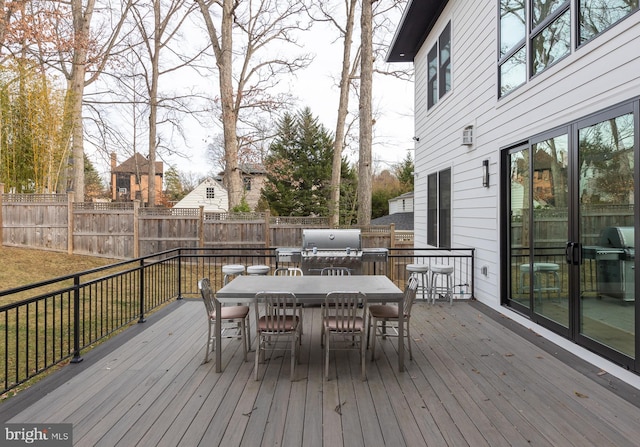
498, 0, 639, 97
427, 168, 451, 248
427, 22, 452, 109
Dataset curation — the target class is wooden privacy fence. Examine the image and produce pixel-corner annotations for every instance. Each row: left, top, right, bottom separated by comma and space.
0, 189, 413, 259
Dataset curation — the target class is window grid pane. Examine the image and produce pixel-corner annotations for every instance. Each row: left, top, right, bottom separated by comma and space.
500, 0, 526, 58
428, 45, 438, 108
532, 9, 570, 76
579, 0, 639, 44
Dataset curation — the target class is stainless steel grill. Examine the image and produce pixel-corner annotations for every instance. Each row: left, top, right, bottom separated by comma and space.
275, 229, 388, 275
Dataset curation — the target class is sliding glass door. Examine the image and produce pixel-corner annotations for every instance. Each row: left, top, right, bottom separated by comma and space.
507, 133, 569, 330
505, 101, 637, 369
576, 109, 635, 359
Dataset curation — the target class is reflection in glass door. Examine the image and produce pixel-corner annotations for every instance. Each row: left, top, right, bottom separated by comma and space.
578, 112, 635, 358
531, 134, 569, 327
508, 135, 569, 328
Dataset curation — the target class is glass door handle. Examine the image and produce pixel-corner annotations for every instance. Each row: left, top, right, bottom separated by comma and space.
565, 242, 581, 265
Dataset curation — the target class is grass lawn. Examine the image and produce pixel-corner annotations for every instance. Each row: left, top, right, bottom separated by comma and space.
0, 246, 118, 293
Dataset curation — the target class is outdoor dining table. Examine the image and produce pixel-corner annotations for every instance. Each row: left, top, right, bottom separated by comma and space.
214, 275, 405, 373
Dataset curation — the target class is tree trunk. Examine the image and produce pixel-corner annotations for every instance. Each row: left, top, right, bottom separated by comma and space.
217, 0, 242, 208
357, 0, 373, 225
68, 0, 96, 202
329, 0, 358, 228
146, 0, 161, 208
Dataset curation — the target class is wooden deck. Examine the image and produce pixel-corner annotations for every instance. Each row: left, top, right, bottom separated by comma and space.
2, 299, 639, 446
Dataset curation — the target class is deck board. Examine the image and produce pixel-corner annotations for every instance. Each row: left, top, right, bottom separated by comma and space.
2, 299, 640, 447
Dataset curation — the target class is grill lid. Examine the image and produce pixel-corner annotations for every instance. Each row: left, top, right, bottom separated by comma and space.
302, 229, 361, 251
600, 226, 634, 249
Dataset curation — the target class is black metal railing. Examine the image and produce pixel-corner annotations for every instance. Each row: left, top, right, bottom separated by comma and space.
0, 247, 474, 395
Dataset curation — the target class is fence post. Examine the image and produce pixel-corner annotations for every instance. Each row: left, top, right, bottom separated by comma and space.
390, 223, 396, 248
264, 210, 271, 249
71, 275, 83, 363
67, 193, 74, 255
199, 206, 205, 247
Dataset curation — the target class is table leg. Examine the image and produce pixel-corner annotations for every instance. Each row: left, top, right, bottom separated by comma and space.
215, 297, 222, 373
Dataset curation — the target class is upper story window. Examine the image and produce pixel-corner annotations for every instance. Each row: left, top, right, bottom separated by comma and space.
243, 177, 252, 191
427, 21, 452, 109
206, 187, 215, 199
579, 0, 639, 44
498, 0, 638, 97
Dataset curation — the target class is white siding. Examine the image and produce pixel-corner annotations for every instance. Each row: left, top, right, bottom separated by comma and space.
173, 178, 229, 212
412, 2, 640, 307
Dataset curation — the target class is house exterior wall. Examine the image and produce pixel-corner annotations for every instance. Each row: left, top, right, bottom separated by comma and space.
389, 194, 414, 214
412, 2, 640, 307
243, 174, 265, 211
173, 178, 229, 212
110, 172, 163, 205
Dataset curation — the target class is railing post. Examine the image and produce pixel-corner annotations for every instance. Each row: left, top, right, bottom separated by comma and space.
138, 259, 146, 323
71, 275, 83, 363
177, 249, 183, 300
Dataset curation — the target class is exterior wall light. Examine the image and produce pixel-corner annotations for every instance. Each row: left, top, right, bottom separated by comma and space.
482, 159, 490, 188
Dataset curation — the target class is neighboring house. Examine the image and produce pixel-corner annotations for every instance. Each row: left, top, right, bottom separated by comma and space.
388, 3, 640, 383
218, 163, 266, 210
389, 191, 414, 215
110, 152, 163, 206
371, 191, 414, 230
173, 177, 229, 212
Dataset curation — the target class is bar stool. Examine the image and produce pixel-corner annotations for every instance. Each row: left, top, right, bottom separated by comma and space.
429, 264, 454, 305
222, 264, 245, 285
406, 264, 429, 300
519, 263, 560, 295
247, 265, 270, 276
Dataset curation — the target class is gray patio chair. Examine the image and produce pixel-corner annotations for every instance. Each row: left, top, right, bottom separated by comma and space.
322, 291, 367, 381
320, 267, 351, 276
198, 278, 251, 364
273, 267, 305, 333
368, 275, 418, 361
254, 291, 301, 381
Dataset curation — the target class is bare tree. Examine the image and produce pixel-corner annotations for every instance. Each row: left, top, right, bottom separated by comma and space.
312, 0, 410, 226
130, 0, 203, 206
195, 0, 312, 208
64, 0, 132, 200
312, 1, 358, 228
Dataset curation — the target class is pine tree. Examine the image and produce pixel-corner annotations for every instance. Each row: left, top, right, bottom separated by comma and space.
262, 108, 336, 217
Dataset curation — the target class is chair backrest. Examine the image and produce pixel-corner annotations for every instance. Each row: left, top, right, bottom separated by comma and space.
324, 291, 367, 332
403, 276, 419, 316
256, 291, 298, 333
198, 278, 215, 317
320, 267, 351, 276
273, 267, 303, 276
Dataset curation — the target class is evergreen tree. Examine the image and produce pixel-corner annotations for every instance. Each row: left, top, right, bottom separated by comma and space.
262, 108, 335, 217
84, 156, 105, 200
164, 166, 184, 202
339, 158, 358, 225
395, 152, 414, 192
